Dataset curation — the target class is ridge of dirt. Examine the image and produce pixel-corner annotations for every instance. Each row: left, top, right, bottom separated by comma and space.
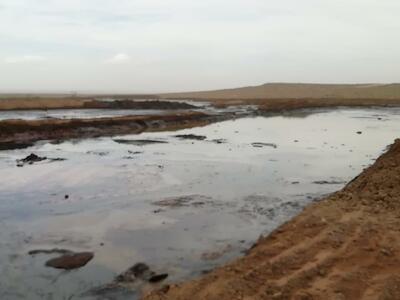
143, 139, 400, 300
0, 111, 218, 150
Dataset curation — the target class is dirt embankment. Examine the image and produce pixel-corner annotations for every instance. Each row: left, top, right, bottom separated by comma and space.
0, 112, 214, 150
144, 139, 400, 300
0, 98, 194, 111
0, 97, 90, 110
82, 99, 196, 110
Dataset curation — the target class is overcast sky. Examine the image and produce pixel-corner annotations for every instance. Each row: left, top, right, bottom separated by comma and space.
0, 0, 399, 93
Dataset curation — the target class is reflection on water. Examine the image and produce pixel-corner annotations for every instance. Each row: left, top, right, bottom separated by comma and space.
0, 107, 399, 299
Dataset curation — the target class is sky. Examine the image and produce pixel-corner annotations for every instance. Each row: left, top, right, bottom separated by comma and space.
0, 0, 399, 93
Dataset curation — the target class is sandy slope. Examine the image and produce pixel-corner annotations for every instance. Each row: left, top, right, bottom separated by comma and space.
144, 139, 400, 300
161, 83, 400, 101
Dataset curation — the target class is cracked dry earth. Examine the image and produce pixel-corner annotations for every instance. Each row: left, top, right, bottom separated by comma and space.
144, 139, 400, 300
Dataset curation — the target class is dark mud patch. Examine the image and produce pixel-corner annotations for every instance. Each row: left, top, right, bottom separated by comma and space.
210, 138, 227, 144
28, 248, 73, 256
0, 141, 34, 151
152, 195, 213, 208
174, 134, 207, 141
128, 150, 143, 155
48, 158, 67, 162
114, 139, 168, 146
251, 142, 277, 149
238, 195, 302, 219
86, 150, 109, 156
16, 153, 66, 167
114, 263, 167, 283
313, 180, 346, 185
84, 99, 197, 110
90, 263, 168, 296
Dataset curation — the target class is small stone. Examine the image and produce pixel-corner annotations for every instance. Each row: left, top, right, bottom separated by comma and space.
45, 252, 94, 270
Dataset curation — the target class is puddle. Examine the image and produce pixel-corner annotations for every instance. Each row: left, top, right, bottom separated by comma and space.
0, 107, 399, 299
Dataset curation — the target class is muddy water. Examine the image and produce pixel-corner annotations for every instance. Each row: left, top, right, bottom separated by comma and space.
0, 107, 399, 299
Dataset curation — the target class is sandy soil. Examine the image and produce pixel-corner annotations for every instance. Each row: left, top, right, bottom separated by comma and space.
161, 83, 400, 100
143, 139, 400, 300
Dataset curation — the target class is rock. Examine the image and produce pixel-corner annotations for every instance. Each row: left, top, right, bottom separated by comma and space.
45, 252, 94, 270
16, 154, 66, 167
149, 273, 169, 283
357, 131, 362, 134
16, 153, 47, 166
64, 194, 69, 199
174, 134, 207, 141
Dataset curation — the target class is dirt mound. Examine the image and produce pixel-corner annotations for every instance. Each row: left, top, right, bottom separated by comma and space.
0, 111, 212, 150
83, 100, 197, 110
143, 139, 400, 300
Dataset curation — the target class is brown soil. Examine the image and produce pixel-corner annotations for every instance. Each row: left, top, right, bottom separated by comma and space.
143, 139, 400, 300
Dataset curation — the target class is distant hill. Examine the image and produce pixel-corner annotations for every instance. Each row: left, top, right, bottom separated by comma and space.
161, 83, 400, 100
